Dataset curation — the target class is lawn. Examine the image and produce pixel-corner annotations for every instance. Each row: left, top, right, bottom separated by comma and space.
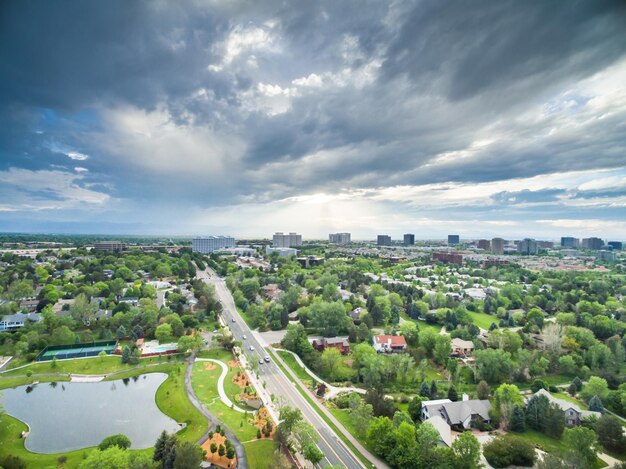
1, 354, 186, 377
276, 350, 318, 384
515, 429, 607, 468
0, 363, 198, 468
242, 440, 279, 469
552, 392, 588, 410
415, 320, 443, 335
466, 311, 499, 330
191, 359, 260, 443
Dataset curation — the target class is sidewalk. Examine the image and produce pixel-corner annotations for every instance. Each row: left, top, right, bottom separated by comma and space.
271, 347, 389, 469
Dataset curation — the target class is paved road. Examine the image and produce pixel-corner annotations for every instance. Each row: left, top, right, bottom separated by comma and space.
197, 267, 367, 469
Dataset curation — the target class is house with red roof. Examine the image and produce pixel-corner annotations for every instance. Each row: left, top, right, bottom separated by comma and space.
372, 334, 407, 353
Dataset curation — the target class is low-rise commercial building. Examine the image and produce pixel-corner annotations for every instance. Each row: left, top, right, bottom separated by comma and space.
93, 241, 125, 251
192, 236, 235, 253
433, 252, 463, 264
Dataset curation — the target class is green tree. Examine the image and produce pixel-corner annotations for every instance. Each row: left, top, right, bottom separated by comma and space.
434, 335, 451, 365
511, 405, 526, 433
474, 349, 512, 384
155, 323, 173, 344
79, 446, 154, 469
477, 380, 491, 399
483, 435, 535, 468
366, 416, 396, 457
452, 431, 482, 469
407, 396, 423, 422
588, 395, 604, 413
302, 443, 324, 464
580, 377, 609, 402
564, 426, 597, 468
173, 442, 204, 469
448, 384, 458, 402
320, 347, 342, 381
98, 434, 131, 451
596, 414, 626, 453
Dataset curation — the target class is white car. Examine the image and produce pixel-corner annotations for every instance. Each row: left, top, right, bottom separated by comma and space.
249, 345, 255, 351
242, 335, 247, 340
259, 358, 264, 364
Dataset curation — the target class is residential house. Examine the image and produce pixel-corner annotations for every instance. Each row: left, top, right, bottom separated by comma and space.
52, 298, 75, 313
19, 298, 39, 312
450, 338, 475, 358
119, 297, 139, 307
261, 284, 283, 301
421, 396, 491, 429
0, 312, 42, 332
350, 307, 363, 321
310, 336, 350, 354
372, 334, 407, 353
424, 415, 453, 447
528, 389, 601, 426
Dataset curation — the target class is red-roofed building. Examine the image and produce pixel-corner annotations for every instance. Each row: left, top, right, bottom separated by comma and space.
372, 334, 407, 353
310, 336, 351, 355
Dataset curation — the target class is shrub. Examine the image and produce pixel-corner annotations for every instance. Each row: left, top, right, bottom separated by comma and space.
483, 435, 535, 468
257, 429, 262, 439
98, 434, 131, 451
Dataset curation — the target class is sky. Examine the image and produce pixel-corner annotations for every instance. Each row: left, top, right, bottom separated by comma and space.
1, 0, 626, 240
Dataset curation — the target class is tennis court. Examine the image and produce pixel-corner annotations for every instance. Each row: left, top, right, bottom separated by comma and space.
37, 340, 118, 361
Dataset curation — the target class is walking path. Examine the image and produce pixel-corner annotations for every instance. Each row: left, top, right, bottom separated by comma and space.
275, 348, 366, 400
196, 358, 247, 413
271, 347, 389, 469
184, 352, 247, 469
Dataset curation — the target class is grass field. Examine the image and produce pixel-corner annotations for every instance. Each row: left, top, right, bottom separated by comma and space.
191, 356, 261, 446
276, 350, 318, 384
0, 362, 197, 468
242, 440, 280, 469
466, 311, 499, 329
1, 354, 186, 377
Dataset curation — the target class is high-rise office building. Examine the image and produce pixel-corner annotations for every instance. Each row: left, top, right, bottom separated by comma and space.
582, 237, 604, 251
329, 233, 351, 244
403, 233, 415, 245
478, 239, 490, 250
448, 235, 460, 245
192, 236, 235, 253
377, 235, 392, 246
491, 238, 505, 255
518, 238, 538, 255
273, 232, 302, 247
560, 237, 578, 248
608, 241, 623, 250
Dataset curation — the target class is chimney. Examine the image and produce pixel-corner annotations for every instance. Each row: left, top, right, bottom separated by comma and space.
462, 393, 469, 401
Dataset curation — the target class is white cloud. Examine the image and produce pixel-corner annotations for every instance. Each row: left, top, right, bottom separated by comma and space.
93, 105, 245, 180
0, 167, 110, 211
74, 166, 89, 173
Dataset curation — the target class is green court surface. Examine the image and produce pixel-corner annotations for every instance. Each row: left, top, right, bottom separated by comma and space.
39, 343, 117, 361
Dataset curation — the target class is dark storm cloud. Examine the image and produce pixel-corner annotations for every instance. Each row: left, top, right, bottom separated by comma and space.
1, 0, 626, 234
382, 0, 626, 101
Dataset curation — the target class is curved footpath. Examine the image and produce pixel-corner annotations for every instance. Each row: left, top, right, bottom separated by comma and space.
195, 358, 247, 412
184, 352, 247, 469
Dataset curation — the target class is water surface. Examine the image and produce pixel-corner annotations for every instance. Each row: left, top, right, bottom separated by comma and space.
1, 372, 181, 453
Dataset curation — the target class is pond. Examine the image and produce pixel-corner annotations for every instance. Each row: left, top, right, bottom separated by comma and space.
1, 372, 181, 453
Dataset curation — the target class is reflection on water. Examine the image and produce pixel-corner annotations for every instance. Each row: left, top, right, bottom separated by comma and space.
1, 372, 180, 453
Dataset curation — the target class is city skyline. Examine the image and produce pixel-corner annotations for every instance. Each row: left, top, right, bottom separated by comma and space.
1, 1, 626, 238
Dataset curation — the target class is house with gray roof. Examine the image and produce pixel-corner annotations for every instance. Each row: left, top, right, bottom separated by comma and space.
0, 312, 41, 332
421, 396, 491, 429
528, 389, 601, 426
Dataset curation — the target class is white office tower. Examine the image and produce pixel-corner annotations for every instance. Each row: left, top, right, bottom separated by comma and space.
192, 236, 235, 253
272, 232, 302, 247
